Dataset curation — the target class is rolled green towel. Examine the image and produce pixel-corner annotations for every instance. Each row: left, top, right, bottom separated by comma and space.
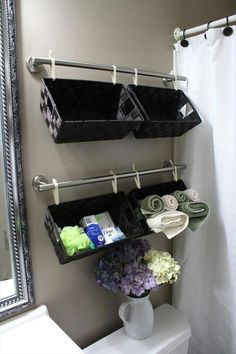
60, 226, 95, 256
171, 190, 189, 203
178, 202, 210, 231
139, 195, 165, 217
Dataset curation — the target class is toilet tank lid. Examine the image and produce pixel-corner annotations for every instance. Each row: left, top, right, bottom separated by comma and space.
84, 304, 191, 354
0, 305, 83, 354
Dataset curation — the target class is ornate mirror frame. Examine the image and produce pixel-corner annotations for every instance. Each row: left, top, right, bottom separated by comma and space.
0, 0, 34, 318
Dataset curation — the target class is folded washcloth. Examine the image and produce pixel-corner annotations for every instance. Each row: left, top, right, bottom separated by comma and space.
183, 189, 200, 202
139, 195, 165, 217
178, 202, 210, 231
171, 190, 189, 203
146, 211, 189, 239
161, 195, 178, 211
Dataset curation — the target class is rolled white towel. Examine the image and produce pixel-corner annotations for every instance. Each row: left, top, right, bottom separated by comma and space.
147, 210, 189, 239
161, 195, 178, 211
183, 189, 200, 202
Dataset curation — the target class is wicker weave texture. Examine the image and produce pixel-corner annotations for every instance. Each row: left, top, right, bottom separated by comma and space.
128, 85, 202, 138
40, 79, 143, 143
45, 192, 144, 264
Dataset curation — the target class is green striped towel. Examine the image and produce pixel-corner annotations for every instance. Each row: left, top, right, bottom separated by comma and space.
139, 195, 165, 217
171, 190, 189, 203
178, 202, 210, 231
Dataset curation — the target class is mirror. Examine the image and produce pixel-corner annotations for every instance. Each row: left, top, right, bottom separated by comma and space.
0, 0, 34, 318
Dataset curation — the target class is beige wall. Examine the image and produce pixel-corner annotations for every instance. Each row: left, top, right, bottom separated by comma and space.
16, 0, 236, 348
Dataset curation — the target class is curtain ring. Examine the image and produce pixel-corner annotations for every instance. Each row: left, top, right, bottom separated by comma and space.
180, 29, 189, 47
223, 16, 233, 36
204, 21, 212, 39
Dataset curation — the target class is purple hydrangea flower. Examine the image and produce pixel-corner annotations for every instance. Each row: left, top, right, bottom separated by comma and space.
120, 261, 158, 297
95, 239, 159, 297
95, 253, 121, 293
116, 238, 151, 263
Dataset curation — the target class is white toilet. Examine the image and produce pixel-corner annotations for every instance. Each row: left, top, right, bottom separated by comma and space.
0, 303, 191, 354
84, 304, 191, 354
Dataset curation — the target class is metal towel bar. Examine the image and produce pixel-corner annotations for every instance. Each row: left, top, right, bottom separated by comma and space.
26, 56, 187, 81
32, 161, 187, 192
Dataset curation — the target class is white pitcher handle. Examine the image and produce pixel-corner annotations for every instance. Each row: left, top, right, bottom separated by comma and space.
119, 302, 131, 323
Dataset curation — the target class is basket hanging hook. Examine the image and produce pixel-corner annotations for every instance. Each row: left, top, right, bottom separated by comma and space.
49, 50, 56, 80
52, 178, 60, 205
133, 68, 138, 86
111, 65, 117, 84
169, 159, 178, 181
110, 170, 118, 194
132, 163, 141, 189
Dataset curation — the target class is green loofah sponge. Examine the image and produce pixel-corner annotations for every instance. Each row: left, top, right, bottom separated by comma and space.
60, 226, 95, 256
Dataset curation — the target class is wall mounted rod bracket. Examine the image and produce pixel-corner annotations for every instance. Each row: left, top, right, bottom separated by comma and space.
26, 57, 42, 73
32, 162, 187, 193
32, 175, 50, 192
174, 28, 182, 41
26, 56, 187, 82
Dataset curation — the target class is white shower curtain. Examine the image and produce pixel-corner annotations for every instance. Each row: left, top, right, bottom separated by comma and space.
173, 27, 236, 354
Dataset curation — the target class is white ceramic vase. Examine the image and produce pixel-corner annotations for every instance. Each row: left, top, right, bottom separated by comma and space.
118, 292, 154, 340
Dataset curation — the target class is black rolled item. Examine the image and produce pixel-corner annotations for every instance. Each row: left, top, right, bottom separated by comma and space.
45, 192, 144, 264
127, 85, 202, 138
40, 79, 143, 143
128, 180, 187, 234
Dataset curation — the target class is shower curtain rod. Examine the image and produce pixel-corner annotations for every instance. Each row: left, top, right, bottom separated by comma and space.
32, 162, 187, 192
174, 14, 236, 41
26, 56, 187, 81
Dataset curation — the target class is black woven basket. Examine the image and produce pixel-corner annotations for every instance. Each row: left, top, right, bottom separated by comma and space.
127, 85, 202, 138
45, 192, 144, 264
128, 180, 187, 234
40, 79, 143, 143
